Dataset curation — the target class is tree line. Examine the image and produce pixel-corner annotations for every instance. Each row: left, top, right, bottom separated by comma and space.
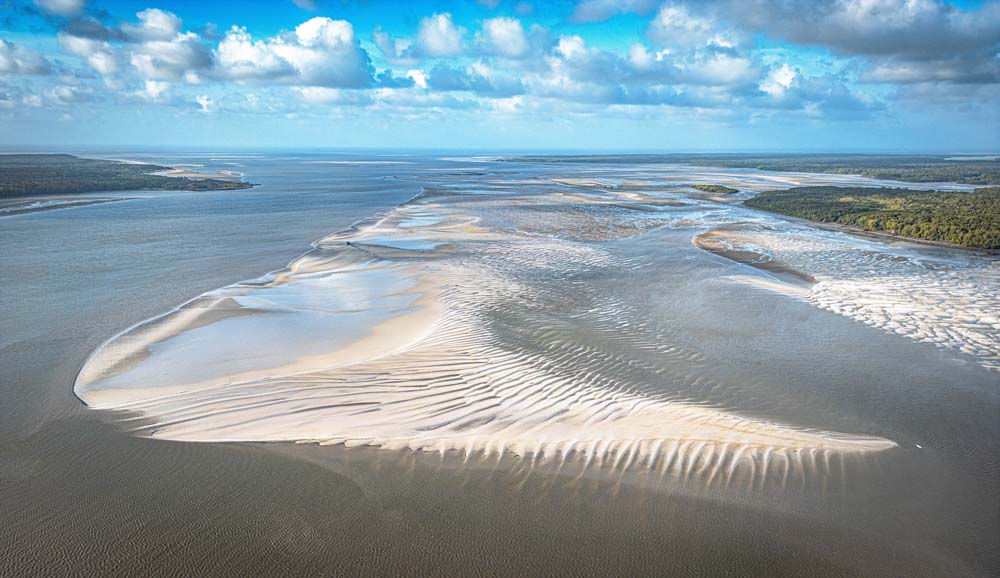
745, 186, 1000, 250
0, 154, 253, 198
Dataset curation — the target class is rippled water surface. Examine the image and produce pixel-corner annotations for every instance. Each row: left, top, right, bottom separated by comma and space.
2, 153, 998, 577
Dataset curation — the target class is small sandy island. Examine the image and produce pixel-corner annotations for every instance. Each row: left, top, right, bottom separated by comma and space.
150, 168, 245, 181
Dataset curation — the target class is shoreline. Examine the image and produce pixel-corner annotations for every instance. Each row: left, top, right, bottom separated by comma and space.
149, 167, 246, 182
746, 204, 1000, 256
0, 153, 256, 200
72, 177, 904, 471
0, 195, 130, 217
8, 153, 998, 578
692, 228, 818, 287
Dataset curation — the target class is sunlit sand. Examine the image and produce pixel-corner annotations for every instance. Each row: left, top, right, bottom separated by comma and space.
75, 163, 1000, 475
76, 166, 979, 486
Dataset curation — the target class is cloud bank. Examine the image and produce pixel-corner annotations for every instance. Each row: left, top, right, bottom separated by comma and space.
0, 0, 996, 148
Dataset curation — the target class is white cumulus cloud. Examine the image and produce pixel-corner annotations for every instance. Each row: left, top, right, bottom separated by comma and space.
130, 32, 212, 82
58, 33, 119, 75
195, 94, 214, 112
415, 13, 465, 57
479, 17, 528, 58
33, 0, 84, 17
760, 64, 797, 97
216, 17, 374, 87
647, 4, 715, 46
0, 39, 52, 75
215, 26, 294, 80
373, 28, 417, 66
123, 8, 183, 42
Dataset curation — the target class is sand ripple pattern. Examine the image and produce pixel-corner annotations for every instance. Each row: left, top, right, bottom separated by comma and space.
76, 189, 898, 484
704, 226, 1000, 371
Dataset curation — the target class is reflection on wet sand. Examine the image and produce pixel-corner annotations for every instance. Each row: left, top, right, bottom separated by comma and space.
75, 164, 1000, 489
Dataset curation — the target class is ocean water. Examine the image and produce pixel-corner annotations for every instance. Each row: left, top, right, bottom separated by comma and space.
1, 153, 998, 578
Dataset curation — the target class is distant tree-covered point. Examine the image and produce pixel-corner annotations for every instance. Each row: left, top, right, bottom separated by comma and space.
691, 184, 739, 194
745, 186, 1000, 250
0, 154, 254, 198
505, 154, 1000, 185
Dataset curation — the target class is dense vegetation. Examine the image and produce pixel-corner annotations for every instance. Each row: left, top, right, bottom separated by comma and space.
507, 154, 1000, 185
0, 154, 253, 198
745, 186, 1000, 249
690, 184, 738, 194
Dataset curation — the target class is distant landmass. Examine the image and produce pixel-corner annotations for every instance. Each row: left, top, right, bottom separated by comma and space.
0, 154, 255, 198
507, 154, 1000, 185
745, 186, 1000, 249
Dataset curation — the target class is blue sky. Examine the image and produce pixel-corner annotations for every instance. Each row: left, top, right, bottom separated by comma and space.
1, 0, 998, 151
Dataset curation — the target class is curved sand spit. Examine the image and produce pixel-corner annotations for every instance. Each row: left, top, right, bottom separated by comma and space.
76, 182, 907, 481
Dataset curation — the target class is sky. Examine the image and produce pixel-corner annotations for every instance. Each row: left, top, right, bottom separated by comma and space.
0, 0, 998, 151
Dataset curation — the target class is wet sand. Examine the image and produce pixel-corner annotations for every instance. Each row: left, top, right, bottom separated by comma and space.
3, 154, 998, 578
74, 161, 1000, 485
692, 222, 1000, 371
693, 225, 818, 287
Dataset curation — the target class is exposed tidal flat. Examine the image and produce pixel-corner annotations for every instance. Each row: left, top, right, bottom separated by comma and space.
3, 154, 1000, 577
